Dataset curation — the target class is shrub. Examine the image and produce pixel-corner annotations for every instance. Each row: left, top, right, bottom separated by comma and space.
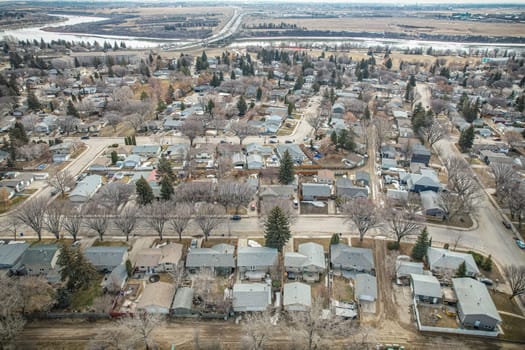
468, 250, 485, 267
125, 259, 133, 277
482, 255, 493, 272
443, 243, 449, 249
387, 241, 400, 250
330, 233, 340, 245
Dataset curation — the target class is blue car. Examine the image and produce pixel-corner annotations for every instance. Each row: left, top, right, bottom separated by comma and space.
516, 239, 525, 249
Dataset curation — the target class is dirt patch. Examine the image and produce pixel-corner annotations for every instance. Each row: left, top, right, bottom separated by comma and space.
311, 280, 330, 306
332, 276, 354, 302
500, 314, 525, 342
350, 237, 375, 249
490, 290, 523, 316
417, 304, 459, 328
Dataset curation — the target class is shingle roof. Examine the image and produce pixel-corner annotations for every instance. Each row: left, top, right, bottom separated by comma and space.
186, 244, 235, 268
0, 243, 30, 268
137, 282, 176, 311
411, 273, 442, 298
330, 244, 374, 271
171, 287, 194, 310
237, 247, 278, 268
355, 274, 377, 301
232, 283, 271, 310
298, 242, 326, 270
452, 278, 501, 322
283, 282, 311, 308
427, 247, 480, 275
20, 244, 58, 265
84, 246, 127, 269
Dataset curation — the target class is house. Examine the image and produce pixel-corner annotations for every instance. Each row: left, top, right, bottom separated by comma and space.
0, 243, 30, 269
411, 144, 431, 166
231, 152, 247, 168
380, 145, 397, 159
427, 247, 480, 278
134, 244, 183, 273
336, 178, 368, 199
301, 183, 331, 201
330, 244, 375, 276
355, 274, 377, 302
237, 247, 278, 280
165, 144, 189, 162
186, 244, 235, 275
15, 244, 60, 280
136, 282, 176, 314
317, 170, 335, 185
396, 258, 424, 283
171, 287, 196, 317
405, 169, 441, 193
275, 144, 307, 165
386, 189, 409, 202
246, 143, 273, 157
0, 179, 25, 193
84, 246, 128, 273
331, 103, 345, 115
283, 282, 312, 311
420, 190, 446, 220
50, 142, 75, 163
247, 154, 264, 169
123, 154, 142, 169
284, 242, 326, 282
232, 283, 272, 312
69, 175, 102, 203
132, 145, 162, 158
355, 171, 371, 187
410, 274, 442, 304
452, 278, 501, 330
101, 264, 128, 292
259, 185, 295, 200
479, 150, 514, 166
381, 158, 398, 170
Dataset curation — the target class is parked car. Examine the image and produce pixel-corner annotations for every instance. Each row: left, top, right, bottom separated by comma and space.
285, 140, 293, 144
516, 239, 525, 249
477, 277, 494, 286
80, 135, 90, 140
269, 139, 278, 144
190, 239, 198, 250
502, 220, 512, 229
230, 215, 242, 221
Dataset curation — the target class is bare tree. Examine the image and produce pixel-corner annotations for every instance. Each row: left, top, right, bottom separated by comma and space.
451, 231, 463, 251
343, 197, 382, 242
58, 115, 79, 136
191, 269, 215, 305
113, 206, 138, 242
2, 215, 20, 241
126, 113, 146, 133
504, 130, 524, 149
229, 120, 257, 145
117, 312, 164, 350
180, 117, 204, 147
96, 182, 134, 213
490, 163, 519, 199
430, 98, 448, 115
15, 196, 47, 241
0, 277, 26, 348
419, 120, 449, 149
306, 113, 325, 136
62, 207, 83, 242
143, 201, 171, 241
83, 202, 111, 241
16, 276, 55, 314
169, 202, 193, 241
44, 202, 64, 239
507, 181, 525, 228
217, 181, 255, 214
242, 309, 277, 350
504, 265, 525, 300
47, 170, 75, 197
195, 203, 225, 241
175, 181, 215, 204
106, 113, 122, 133
384, 202, 423, 245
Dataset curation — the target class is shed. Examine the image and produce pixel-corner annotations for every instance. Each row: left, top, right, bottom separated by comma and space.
171, 287, 195, 316
283, 282, 312, 311
232, 283, 272, 312
355, 274, 377, 302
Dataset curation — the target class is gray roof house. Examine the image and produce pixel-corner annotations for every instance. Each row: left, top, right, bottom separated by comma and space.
411, 274, 442, 304
396, 259, 424, 282
331, 244, 375, 276
123, 154, 142, 169
284, 242, 326, 282
405, 169, 441, 193
171, 287, 196, 317
237, 247, 278, 280
246, 143, 273, 156
132, 145, 162, 157
420, 190, 446, 220
411, 144, 431, 166
232, 283, 272, 312
0, 243, 30, 269
15, 244, 59, 280
275, 144, 307, 165
355, 274, 377, 302
69, 175, 102, 203
101, 264, 128, 292
355, 171, 371, 186
186, 244, 235, 275
427, 247, 480, 278
84, 246, 128, 273
165, 144, 189, 161
336, 178, 368, 199
247, 154, 264, 170
259, 185, 295, 200
453, 278, 501, 331
301, 183, 331, 201
284, 282, 312, 311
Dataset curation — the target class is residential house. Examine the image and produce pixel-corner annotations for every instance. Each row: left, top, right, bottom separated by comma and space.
136, 282, 176, 314
355, 171, 370, 187
355, 274, 377, 302
479, 150, 514, 166
15, 244, 60, 280
301, 183, 331, 201
275, 144, 308, 165
171, 287, 196, 317
330, 244, 375, 276
134, 243, 183, 273
232, 283, 272, 312
69, 175, 102, 203
85, 246, 128, 273
246, 143, 273, 157
420, 190, 446, 220
336, 178, 368, 199
123, 154, 142, 169
101, 264, 128, 292
452, 278, 501, 330
386, 189, 409, 202
331, 103, 346, 115
259, 185, 295, 201
231, 152, 247, 168
165, 144, 189, 162
427, 247, 480, 278
317, 170, 335, 185
283, 282, 312, 311
396, 257, 424, 284
247, 154, 264, 169
0, 243, 30, 269
264, 114, 284, 134
411, 144, 431, 166
381, 158, 398, 170
132, 145, 162, 158
411, 274, 442, 304
237, 247, 278, 280
381, 145, 397, 159
186, 243, 235, 276
284, 242, 326, 282
404, 169, 442, 193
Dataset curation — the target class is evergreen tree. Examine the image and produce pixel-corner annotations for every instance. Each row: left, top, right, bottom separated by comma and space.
455, 261, 467, 278
385, 57, 392, 69
140, 91, 149, 101
411, 227, 430, 260
210, 72, 220, 87
27, 91, 41, 111
157, 157, 175, 183
9, 122, 29, 146
160, 177, 174, 201
330, 233, 340, 245
230, 70, 236, 80
364, 106, 371, 120
458, 126, 475, 152
482, 255, 493, 272
409, 74, 416, 87
330, 130, 338, 147
166, 84, 174, 104
264, 206, 291, 252
237, 95, 247, 116
110, 151, 118, 165
136, 176, 154, 206
278, 150, 295, 185
57, 243, 97, 291
131, 135, 136, 145
256, 87, 263, 101
67, 100, 79, 118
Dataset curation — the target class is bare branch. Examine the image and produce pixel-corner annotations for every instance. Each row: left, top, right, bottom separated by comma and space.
343, 197, 382, 242
47, 170, 75, 198
195, 203, 225, 241
113, 206, 138, 242
504, 265, 525, 300
15, 196, 47, 240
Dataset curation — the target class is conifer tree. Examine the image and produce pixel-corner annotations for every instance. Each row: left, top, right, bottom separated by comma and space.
278, 150, 294, 185
136, 176, 154, 206
411, 227, 430, 261
264, 206, 291, 252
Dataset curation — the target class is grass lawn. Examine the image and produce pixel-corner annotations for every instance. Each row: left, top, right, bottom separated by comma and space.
0, 195, 28, 214
293, 237, 332, 253
69, 144, 87, 159
201, 238, 238, 248
332, 276, 354, 302
350, 237, 375, 249
69, 277, 103, 311
500, 313, 525, 341
30, 238, 73, 246
490, 290, 523, 315
92, 239, 130, 248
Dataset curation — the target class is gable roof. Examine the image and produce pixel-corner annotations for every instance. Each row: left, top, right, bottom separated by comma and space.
396, 260, 424, 277
0, 243, 30, 268
132, 145, 161, 155
298, 242, 326, 269
84, 246, 127, 269
411, 273, 442, 298
330, 244, 375, 271
427, 247, 480, 275
452, 278, 501, 322
302, 183, 331, 197
19, 244, 58, 266
284, 252, 308, 268
259, 185, 295, 198
137, 282, 176, 310
69, 175, 102, 199
355, 274, 377, 301
237, 247, 278, 268
232, 283, 272, 310
171, 287, 194, 310
186, 244, 235, 268
283, 282, 312, 308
